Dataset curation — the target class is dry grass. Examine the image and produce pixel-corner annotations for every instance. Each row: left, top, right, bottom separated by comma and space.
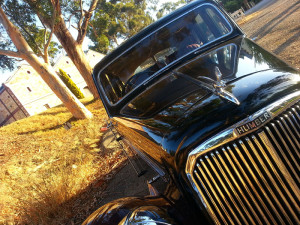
238, 0, 300, 69
0, 98, 126, 224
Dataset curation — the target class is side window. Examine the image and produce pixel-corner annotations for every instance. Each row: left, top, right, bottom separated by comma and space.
195, 14, 215, 43
206, 8, 231, 35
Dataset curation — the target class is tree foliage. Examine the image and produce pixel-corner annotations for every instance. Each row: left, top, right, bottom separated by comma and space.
224, 0, 241, 12
0, 4, 93, 119
0, 55, 14, 71
218, 0, 243, 12
0, 26, 15, 71
156, 0, 185, 19
219, 0, 262, 13
88, 0, 153, 53
1, 0, 60, 64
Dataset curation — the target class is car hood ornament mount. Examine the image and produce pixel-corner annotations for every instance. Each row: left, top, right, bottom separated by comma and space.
213, 66, 240, 105
174, 66, 240, 106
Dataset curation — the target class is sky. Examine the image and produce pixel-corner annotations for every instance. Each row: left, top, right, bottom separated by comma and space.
0, 0, 182, 85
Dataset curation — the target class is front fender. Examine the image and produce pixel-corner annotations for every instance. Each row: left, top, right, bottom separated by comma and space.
82, 196, 182, 225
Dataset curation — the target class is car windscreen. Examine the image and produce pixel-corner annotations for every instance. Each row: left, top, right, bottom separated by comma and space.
120, 73, 208, 118
100, 4, 232, 104
120, 44, 237, 118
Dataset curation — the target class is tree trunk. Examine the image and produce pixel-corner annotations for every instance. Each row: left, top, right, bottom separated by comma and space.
25, 0, 100, 98
24, 54, 93, 119
54, 20, 99, 98
0, 6, 93, 120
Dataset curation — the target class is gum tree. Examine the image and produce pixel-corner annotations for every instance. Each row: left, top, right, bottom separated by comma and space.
24, 0, 100, 98
88, 0, 153, 53
0, 4, 93, 119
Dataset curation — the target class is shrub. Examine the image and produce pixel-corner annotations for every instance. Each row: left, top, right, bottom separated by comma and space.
58, 68, 85, 99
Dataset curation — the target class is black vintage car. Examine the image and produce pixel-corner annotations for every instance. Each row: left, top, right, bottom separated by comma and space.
83, 0, 300, 224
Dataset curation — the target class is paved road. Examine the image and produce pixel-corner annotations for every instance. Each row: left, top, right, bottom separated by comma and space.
245, 0, 278, 15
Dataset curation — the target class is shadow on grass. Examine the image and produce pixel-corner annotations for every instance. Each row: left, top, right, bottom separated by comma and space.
39, 110, 69, 116
273, 26, 300, 55
39, 98, 97, 117
250, 2, 300, 40
17, 117, 78, 135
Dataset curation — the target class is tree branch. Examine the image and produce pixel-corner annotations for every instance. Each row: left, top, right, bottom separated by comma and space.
76, 0, 99, 45
43, 0, 57, 64
88, 21, 99, 38
72, 25, 79, 31
0, 49, 25, 59
77, 0, 84, 34
50, 0, 62, 17
0, 6, 35, 58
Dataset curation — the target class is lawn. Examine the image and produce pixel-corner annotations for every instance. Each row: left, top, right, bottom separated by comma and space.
239, 0, 300, 69
0, 98, 126, 224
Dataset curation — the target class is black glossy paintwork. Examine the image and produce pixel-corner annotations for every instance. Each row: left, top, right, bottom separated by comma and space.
82, 196, 197, 225
87, 1, 300, 224
89, 37, 300, 223
112, 36, 299, 164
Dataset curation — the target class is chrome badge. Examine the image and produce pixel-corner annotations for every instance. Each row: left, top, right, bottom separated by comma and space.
235, 111, 271, 135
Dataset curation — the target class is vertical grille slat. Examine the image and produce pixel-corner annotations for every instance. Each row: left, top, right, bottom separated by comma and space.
270, 123, 300, 173
275, 119, 299, 157
207, 153, 249, 225
230, 143, 268, 225
257, 132, 300, 211
191, 102, 300, 225
243, 136, 286, 224
252, 133, 297, 224
194, 170, 225, 225
280, 115, 300, 148
195, 163, 230, 224
264, 126, 300, 184
221, 146, 264, 225
291, 106, 300, 122
201, 159, 240, 224
213, 151, 256, 225
285, 112, 300, 138
237, 140, 279, 224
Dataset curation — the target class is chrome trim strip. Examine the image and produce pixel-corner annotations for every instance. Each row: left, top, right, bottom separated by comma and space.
122, 139, 166, 179
97, 3, 234, 106
186, 90, 300, 185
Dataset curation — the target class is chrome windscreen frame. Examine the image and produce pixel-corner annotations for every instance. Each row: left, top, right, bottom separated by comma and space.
185, 90, 300, 200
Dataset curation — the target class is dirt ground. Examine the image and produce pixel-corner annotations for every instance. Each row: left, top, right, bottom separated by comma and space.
239, 0, 300, 69
85, 0, 300, 221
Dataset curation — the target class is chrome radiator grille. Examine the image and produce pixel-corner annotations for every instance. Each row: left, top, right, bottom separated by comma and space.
191, 102, 300, 225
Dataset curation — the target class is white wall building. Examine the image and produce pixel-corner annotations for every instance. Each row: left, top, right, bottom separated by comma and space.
0, 50, 104, 126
